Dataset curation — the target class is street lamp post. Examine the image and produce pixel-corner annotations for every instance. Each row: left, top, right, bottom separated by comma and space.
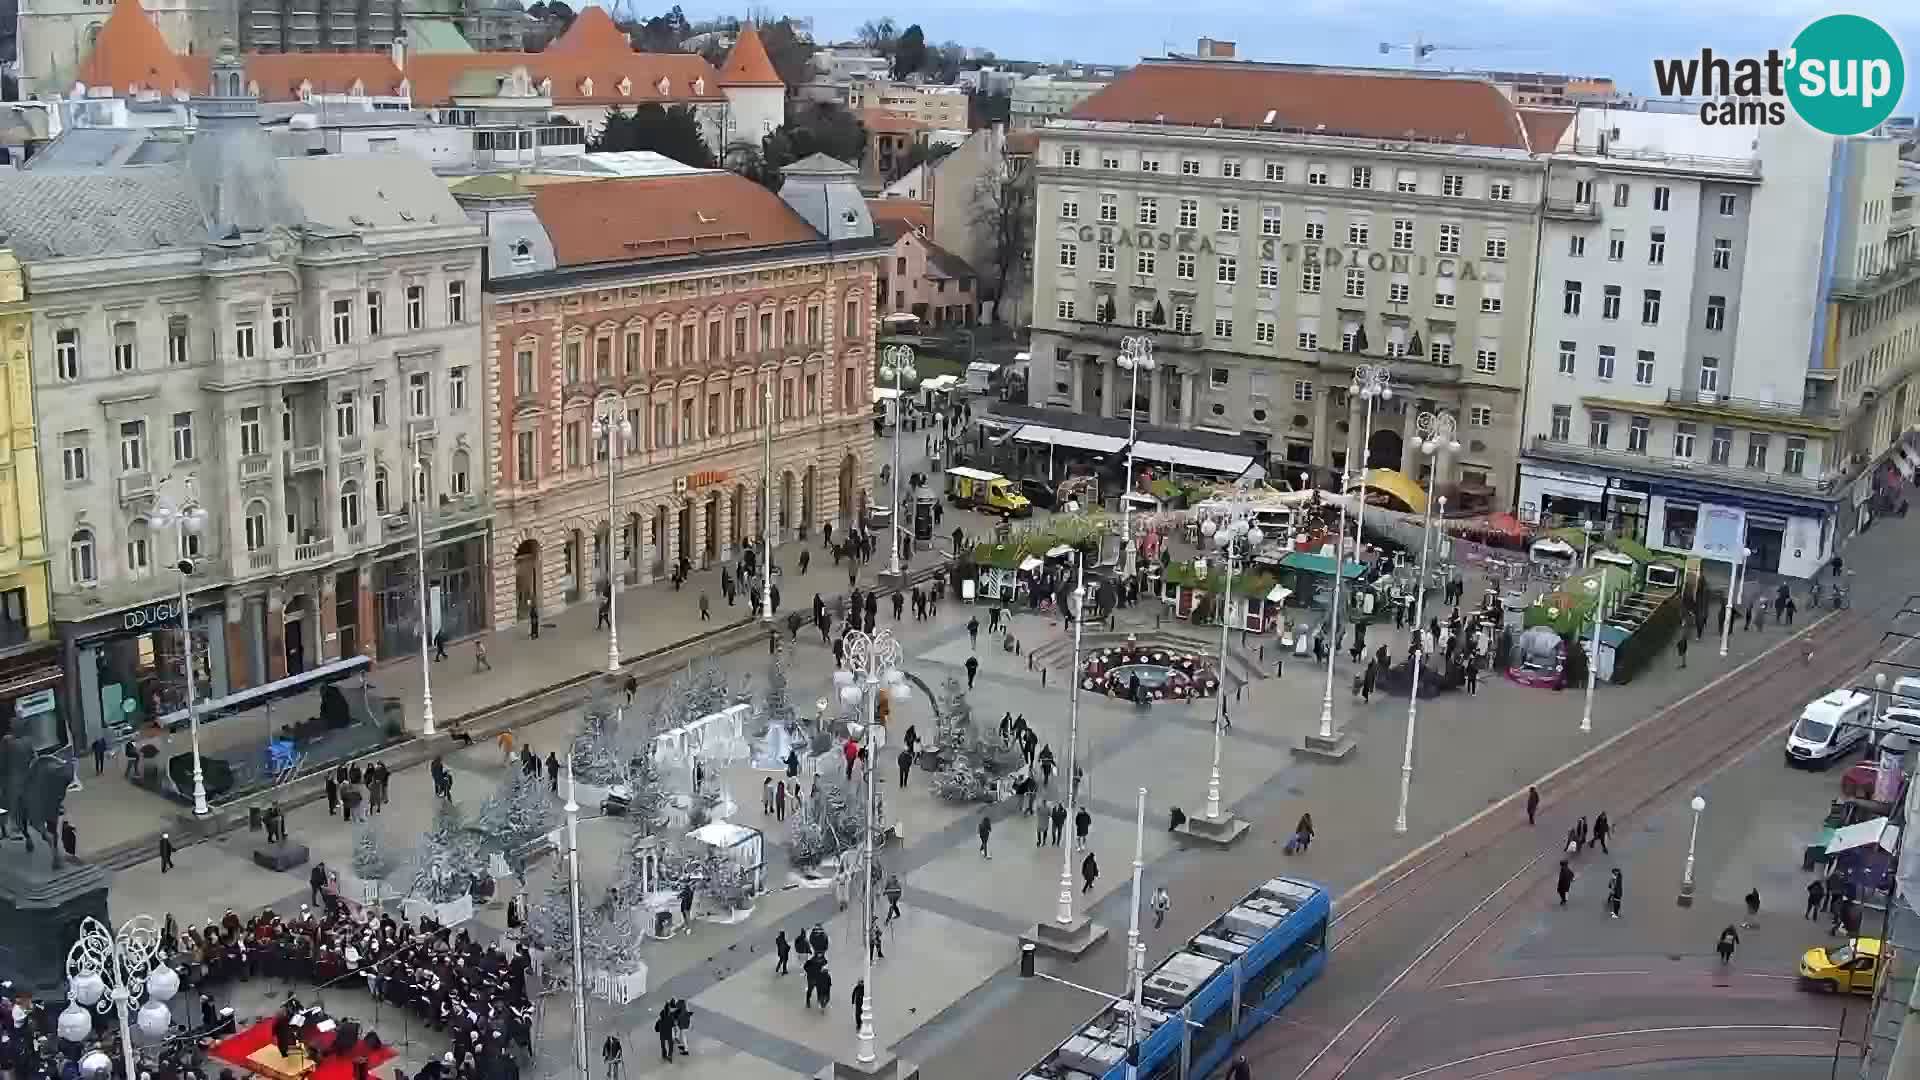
761, 381, 775, 623
1116, 336, 1155, 579
1581, 569, 1610, 735
1317, 470, 1354, 741
1058, 555, 1088, 926
1124, 785, 1148, 1080
1581, 518, 1596, 567
1717, 547, 1752, 659
410, 433, 436, 736
62, 914, 177, 1078
1198, 506, 1265, 821
1393, 409, 1458, 836
593, 407, 633, 674
1677, 794, 1706, 906
562, 758, 588, 1080
149, 480, 209, 816
1319, 365, 1393, 744
880, 346, 917, 578
834, 629, 908, 1065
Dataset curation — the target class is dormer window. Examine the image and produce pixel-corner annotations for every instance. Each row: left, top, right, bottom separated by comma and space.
579, 77, 594, 97
657, 76, 671, 96
537, 77, 552, 96
692, 77, 704, 95
349, 78, 365, 96
511, 240, 533, 264
617, 76, 631, 97
297, 78, 313, 101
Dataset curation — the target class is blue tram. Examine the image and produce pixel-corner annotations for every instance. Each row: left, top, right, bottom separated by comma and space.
1022, 876, 1330, 1079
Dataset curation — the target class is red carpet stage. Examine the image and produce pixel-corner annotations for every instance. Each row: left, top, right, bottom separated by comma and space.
210, 1017, 396, 1080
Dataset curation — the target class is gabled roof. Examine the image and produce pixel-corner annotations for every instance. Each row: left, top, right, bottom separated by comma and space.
1070, 60, 1531, 151
1518, 108, 1575, 153
530, 172, 819, 267
74, 0, 193, 96
544, 6, 630, 53
717, 26, 784, 88
243, 51, 408, 99
404, 51, 724, 106
867, 198, 931, 238
920, 235, 975, 281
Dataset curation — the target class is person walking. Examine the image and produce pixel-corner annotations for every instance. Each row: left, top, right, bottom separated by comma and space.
967, 616, 980, 647
802, 954, 822, 1007
1806, 877, 1827, 919
884, 874, 903, 923
1293, 812, 1316, 853
124, 738, 140, 779
898, 746, 914, 788
1592, 812, 1611, 854
1575, 815, 1589, 850
977, 814, 993, 859
601, 1035, 623, 1080
774, 931, 791, 975
850, 979, 865, 1033
1050, 801, 1067, 845
1227, 1057, 1251, 1080
965, 655, 979, 689
1676, 634, 1688, 669
654, 1005, 676, 1062
815, 962, 834, 1010
91, 735, 107, 776
1151, 886, 1171, 929
1526, 785, 1540, 826
529, 602, 540, 639
310, 863, 328, 907
1743, 888, 1761, 928
1717, 925, 1740, 964
1556, 860, 1575, 906
325, 773, 340, 816
159, 833, 175, 873
762, 777, 775, 816
546, 751, 560, 794
844, 736, 859, 783
1081, 851, 1099, 893
434, 628, 448, 661
1606, 868, 1623, 918
1075, 806, 1093, 845
775, 778, 788, 822
699, 593, 711, 621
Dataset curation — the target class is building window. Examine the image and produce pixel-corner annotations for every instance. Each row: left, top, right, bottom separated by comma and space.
69, 529, 96, 585
1351, 165, 1372, 189
1674, 423, 1697, 458
1588, 410, 1611, 448
331, 298, 353, 345
1259, 206, 1282, 236
1550, 405, 1571, 442
1568, 235, 1586, 258
1178, 199, 1198, 229
1710, 426, 1732, 465
1137, 250, 1156, 276
1060, 198, 1079, 220
1652, 185, 1671, 211
1219, 202, 1240, 232
1436, 223, 1460, 255
54, 328, 80, 381
239, 406, 262, 456
1431, 341, 1453, 364
1712, 238, 1732, 270
1058, 242, 1077, 268
1344, 267, 1365, 299
331, 392, 355, 439
1177, 253, 1196, 280
1641, 289, 1662, 325
1060, 147, 1081, 167
1297, 327, 1319, 351
1098, 194, 1118, 223
1172, 306, 1193, 334
1601, 285, 1622, 320
111, 321, 137, 373
1480, 289, 1501, 314
1099, 152, 1119, 170
1470, 405, 1492, 427
1557, 340, 1576, 375
1392, 218, 1413, 251
1596, 345, 1616, 380
1718, 193, 1737, 216
1221, 158, 1242, 179
1634, 350, 1655, 385
408, 371, 430, 417
1648, 228, 1666, 265
1212, 317, 1234, 339
1300, 264, 1321, 293
449, 366, 469, 412
1474, 346, 1498, 374
1705, 295, 1726, 332
448, 280, 466, 323
245, 504, 269, 551
119, 419, 146, 472
1218, 255, 1238, 285
1613, 182, 1630, 207
1097, 244, 1117, 273
406, 283, 425, 330
1442, 173, 1465, 197
1563, 281, 1582, 316
234, 321, 257, 361
166, 316, 190, 365
1488, 178, 1514, 201
1139, 197, 1159, 226
1348, 218, 1369, 246
1256, 321, 1276, 344
514, 430, 537, 484
1388, 280, 1409, 303
1628, 415, 1650, 453
564, 420, 583, 468
1138, 155, 1161, 172
1264, 161, 1285, 182
1607, 230, 1626, 262
1784, 436, 1807, 475
339, 481, 361, 529
1432, 284, 1453, 308
1485, 234, 1507, 260
1746, 434, 1769, 470
1056, 299, 1076, 320
1180, 157, 1200, 176
1307, 164, 1329, 186
844, 299, 859, 338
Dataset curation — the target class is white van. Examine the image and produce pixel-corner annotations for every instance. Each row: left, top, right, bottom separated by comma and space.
1786, 690, 1874, 767
1879, 706, 1920, 743
1891, 676, 1920, 708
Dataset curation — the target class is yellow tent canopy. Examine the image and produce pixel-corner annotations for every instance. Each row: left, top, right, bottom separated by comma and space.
1345, 468, 1428, 514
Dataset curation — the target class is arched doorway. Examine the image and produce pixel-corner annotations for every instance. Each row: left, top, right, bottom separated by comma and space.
780, 470, 796, 539
564, 529, 584, 603
1367, 428, 1404, 473
514, 538, 541, 617
731, 484, 746, 549
838, 454, 856, 523
624, 513, 641, 584
801, 465, 816, 536
593, 523, 610, 590
650, 506, 668, 576
676, 503, 691, 573
703, 492, 720, 563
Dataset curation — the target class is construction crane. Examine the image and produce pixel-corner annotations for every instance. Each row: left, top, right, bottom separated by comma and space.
1378, 33, 1477, 67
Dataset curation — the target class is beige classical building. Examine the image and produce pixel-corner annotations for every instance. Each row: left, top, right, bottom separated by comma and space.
458, 154, 885, 628
1026, 59, 1565, 502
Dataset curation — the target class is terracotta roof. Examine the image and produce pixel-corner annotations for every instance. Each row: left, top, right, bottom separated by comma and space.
863, 109, 924, 135
544, 6, 631, 53
920, 235, 975, 281
401, 51, 725, 106
1003, 131, 1039, 156
532, 173, 820, 267
1069, 60, 1531, 150
717, 26, 784, 88
243, 51, 407, 99
1518, 108, 1575, 153
866, 198, 931, 236
75, 0, 193, 95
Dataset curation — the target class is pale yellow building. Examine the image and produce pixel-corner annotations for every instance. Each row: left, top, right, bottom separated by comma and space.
0, 246, 63, 751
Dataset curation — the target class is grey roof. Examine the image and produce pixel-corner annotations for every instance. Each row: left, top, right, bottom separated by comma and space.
278, 153, 465, 229
26, 128, 158, 170
0, 167, 206, 259
780, 152, 858, 177
187, 122, 303, 236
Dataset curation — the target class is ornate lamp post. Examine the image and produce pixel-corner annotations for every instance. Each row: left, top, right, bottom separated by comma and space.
410, 433, 436, 736
1198, 505, 1265, 821
1116, 335, 1155, 578
761, 381, 775, 623
1317, 364, 1393, 745
63, 915, 178, 1077
1317, 470, 1354, 742
148, 480, 209, 816
1393, 410, 1457, 835
1581, 569, 1610, 734
1677, 794, 1706, 906
592, 407, 634, 674
562, 758, 588, 1080
1718, 546, 1752, 658
1058, 556, 1089, 925
880, 346, 917, 577
834, 629, 908, 1064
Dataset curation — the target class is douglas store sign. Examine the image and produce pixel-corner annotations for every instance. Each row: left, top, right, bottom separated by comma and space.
121, 599, 186, 631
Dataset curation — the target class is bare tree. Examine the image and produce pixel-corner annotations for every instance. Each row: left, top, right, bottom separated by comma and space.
856, 16, 898, 54
971, 154, 1032, 326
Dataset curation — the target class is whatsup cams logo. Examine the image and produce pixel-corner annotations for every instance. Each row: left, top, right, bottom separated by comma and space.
1651, 14, 1905, 134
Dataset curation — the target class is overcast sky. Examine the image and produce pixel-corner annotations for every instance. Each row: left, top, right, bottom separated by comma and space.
688, 0, 1920, 114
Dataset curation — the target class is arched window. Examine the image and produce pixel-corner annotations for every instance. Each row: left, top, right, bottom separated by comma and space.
414, 458, 433, 506
69, 529, 97, 584
374, 465, 390, 514
244, 500, 269, 552
125, 520, 151, 579
450, 449, 471, 496
339, 480, 361, 529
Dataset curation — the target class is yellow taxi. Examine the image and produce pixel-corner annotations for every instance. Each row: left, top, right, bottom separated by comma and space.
1800, 937, 1884, 994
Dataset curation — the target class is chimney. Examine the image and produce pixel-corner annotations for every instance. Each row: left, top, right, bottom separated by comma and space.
391, 33, 405, 74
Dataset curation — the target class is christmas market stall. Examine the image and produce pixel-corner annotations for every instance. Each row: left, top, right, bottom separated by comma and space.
1162, 558, 1285, 631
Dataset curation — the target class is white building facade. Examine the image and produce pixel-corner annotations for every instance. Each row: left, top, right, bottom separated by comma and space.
1520, 106, 1920, 579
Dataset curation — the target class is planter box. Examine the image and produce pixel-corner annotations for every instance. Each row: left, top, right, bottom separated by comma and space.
588, 967, 648, 1003
400, 895, 474, 926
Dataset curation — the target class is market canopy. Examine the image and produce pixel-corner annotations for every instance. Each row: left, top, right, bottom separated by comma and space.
1011, 424, 1128, 454
1828, 817, 1899, 856
1346, 468, 1428, 514
1278, 551, 1368, 579
1131, 440, 1258, 478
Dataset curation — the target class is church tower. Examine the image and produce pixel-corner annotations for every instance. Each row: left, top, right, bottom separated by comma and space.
716, 26, 787, 158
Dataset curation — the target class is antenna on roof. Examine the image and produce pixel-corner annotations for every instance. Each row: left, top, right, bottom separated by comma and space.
1378, 32, 1480, 67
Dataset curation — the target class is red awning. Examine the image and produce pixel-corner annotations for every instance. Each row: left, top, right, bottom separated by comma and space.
1482, 512, 1530, 541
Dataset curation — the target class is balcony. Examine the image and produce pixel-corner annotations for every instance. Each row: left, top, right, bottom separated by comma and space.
286, 445, 325, 473
1527, 436, 1838, 499
1660, 388, 1840, 423
408, 418, 439, 442
293, 536, 335, 563
1314, 347, 1463, 385
240, 454, 272, 482
1058, 319, 1202, 352
269, 340, 356, 383
338, 435, 365, 459
1544, 198, 1600, 221
1831, 254, 1920, 301
247, 550, 276, 573
117, 471, 154, 502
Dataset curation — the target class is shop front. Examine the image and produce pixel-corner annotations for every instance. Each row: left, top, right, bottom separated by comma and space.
1516, 463, 1609, 528
375, 527, 488, 659
62, 592, 230, 751
1646, 491, 1830, 579
0, 643, 65, 752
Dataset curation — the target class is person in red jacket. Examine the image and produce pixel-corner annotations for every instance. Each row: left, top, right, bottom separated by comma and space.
844, 737, 859, 781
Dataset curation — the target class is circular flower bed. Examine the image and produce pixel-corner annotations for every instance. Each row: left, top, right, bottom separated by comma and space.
1081, 643, 1221, 702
